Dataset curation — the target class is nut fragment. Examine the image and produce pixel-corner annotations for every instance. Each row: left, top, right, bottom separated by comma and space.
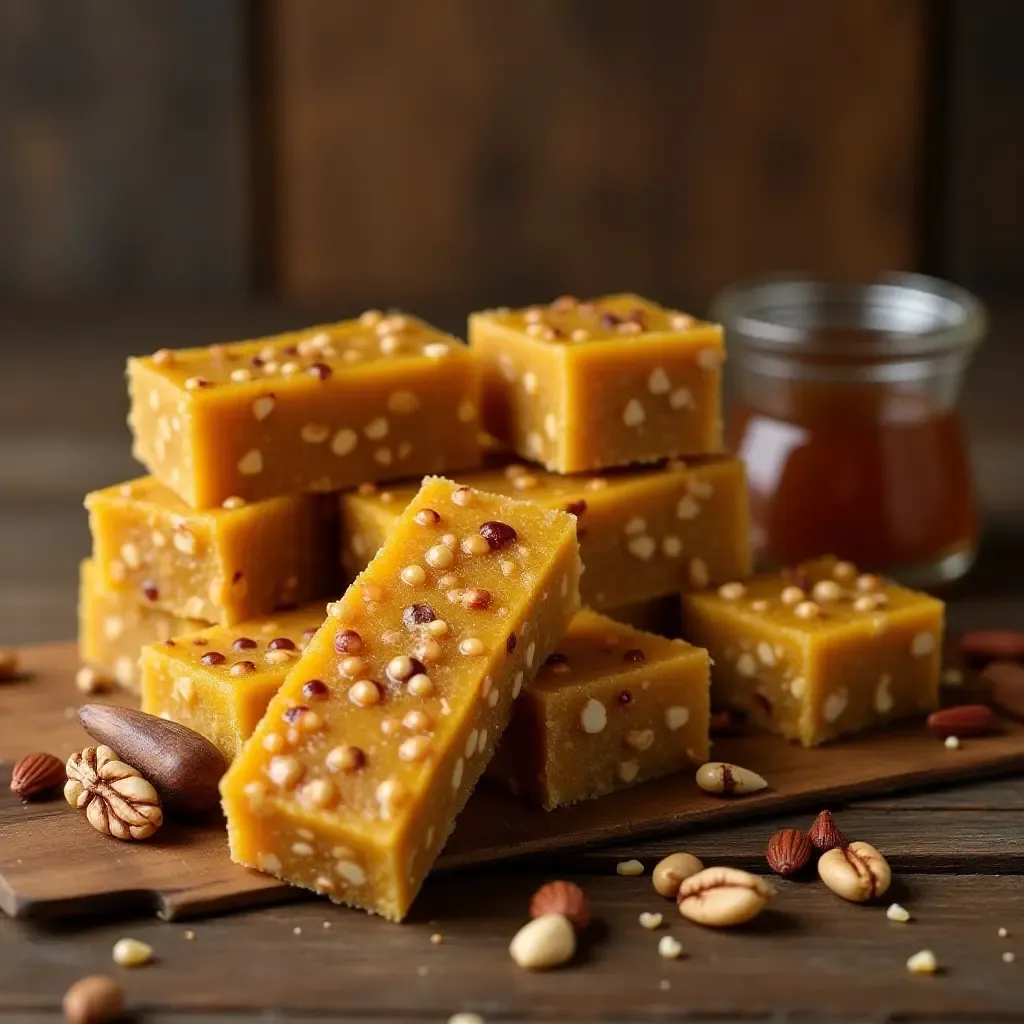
657, 935, 685, 959
509, 914, 576, 970
652, 852, 705, 898
529, 881, 590, 932
639, 911, 664, 930
906, 949, 939, 975
695, 761, 768, 796
111, 937, 153, 967
676, 866, 773, 927
0, 647, 20, 681
808, 809, 847, 852
62, 975, 124, 1024
765, 828, 812, 877
818, 841, 891, 903
886, 902, 911, 922
616, 859, 644, 876
926, 704, 995, 738
64, 746, 163, 841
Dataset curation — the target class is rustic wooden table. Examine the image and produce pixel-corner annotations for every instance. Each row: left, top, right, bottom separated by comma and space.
1, 309, 1022, 1022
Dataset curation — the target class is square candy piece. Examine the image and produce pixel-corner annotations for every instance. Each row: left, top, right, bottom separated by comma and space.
681, 557, 944, 747
488, 610, 710, 809
86, 477, 337, 626
140, 606, 326, 760
128, 314, 481, 507
470, 293, 723, 473
220, 477, 581, 921
79, 560, 207, 693
340, 455, 749, 610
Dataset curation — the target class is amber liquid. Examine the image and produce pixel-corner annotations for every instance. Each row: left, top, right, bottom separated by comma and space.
729, 378, 978, 573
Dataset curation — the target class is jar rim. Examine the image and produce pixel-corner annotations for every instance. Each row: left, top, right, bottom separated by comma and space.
709, 272, 987, 361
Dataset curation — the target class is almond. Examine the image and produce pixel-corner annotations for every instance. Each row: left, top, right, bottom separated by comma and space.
10, 751, 65, 800
983, 660, 1024, 720
529, 880, 590, 932
926, 704, 995, 738
62, 975, 124, 1024
959, 630, 1024, 665
808, 809, 847, 852
765, 828, 812, 877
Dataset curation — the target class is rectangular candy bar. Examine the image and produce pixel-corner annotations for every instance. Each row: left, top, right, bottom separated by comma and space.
78, 560, 207, 693
340, 455, 749, 609
470, 294, 723, 473
489, 610, 710, 809
127, 315, 482, 507
139, 606, 326, 759
681, 556, 944, 747
86, 477, 337, 626
220, 477, 581, 920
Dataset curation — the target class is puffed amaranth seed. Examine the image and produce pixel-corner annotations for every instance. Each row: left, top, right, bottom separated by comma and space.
676, 866, 773, 927
652, 852, 705, 898
817, 840, 892, 903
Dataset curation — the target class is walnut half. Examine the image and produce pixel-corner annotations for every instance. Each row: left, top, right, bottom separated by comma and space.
64, 745, 163, 841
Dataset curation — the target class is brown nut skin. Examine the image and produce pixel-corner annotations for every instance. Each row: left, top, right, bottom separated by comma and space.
808, 809, 847, 852
818, 841, 892, 903
926, 704, 995, 738
529, 881, 590, 932
652, 852, 705, 898
985, 660, 1024, 720
676, 866, 773, 927
78, 704, 227, 816
766, 828, 812, 877
10, 751, 65, 800
62, 975, 124, 1024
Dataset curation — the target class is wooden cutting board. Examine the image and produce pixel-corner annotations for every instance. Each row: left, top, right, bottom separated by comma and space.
2, 642, 1023, 922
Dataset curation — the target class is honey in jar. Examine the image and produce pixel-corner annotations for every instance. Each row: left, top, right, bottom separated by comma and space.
712, 275, 986, 588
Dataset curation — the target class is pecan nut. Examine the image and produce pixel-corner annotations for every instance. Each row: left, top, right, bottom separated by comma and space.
64, 745, 163, 841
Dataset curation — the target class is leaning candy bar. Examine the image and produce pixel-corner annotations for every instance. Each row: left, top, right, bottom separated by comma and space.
340, 454, 749, 609
488, 610, 710, 809
681, 556, 944, 747
220, 477, 581, 920
470, 293, 723, 473
127, 314, 482, 507
86, 476, 336, 625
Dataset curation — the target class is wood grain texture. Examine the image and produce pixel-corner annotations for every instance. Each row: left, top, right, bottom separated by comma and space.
0, 0, 250, 298
2, 874, 1022, 1019
941, 0, 1024, 296
3, 642, 1023, 922
266, 0, 928, 312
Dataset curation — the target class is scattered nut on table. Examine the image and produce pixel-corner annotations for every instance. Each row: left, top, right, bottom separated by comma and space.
657, 935, 684, 959
639, 911, 663, 930
652, 852, 704, 898
75, 665, 113, 695
64, 745, 163, 841
509, 913, 576, 970
818, 841, 891, 903
676, 866, 773, 927
808, 809, 847, 851
765, 828, 812, 877
695, 761, 767, 796
906, 949, 939, 975
10, 751, 65, 801
112, 937, 153, 968
0, 648, 20, 681
529, 880, 590, 932
616, 859, 644, 876
62, 975, 124, 1024
886, 903, 911, 923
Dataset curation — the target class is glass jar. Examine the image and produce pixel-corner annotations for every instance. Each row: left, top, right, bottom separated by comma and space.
710, 273, 986, 588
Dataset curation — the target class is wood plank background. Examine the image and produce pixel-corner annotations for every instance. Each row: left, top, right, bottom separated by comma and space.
0, 0, 1019, 310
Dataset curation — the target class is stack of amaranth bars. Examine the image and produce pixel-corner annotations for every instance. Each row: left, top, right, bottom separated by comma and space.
79, 293, 943, 921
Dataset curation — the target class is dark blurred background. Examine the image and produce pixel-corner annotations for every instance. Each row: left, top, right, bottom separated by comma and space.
1, 0, 1022, 642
